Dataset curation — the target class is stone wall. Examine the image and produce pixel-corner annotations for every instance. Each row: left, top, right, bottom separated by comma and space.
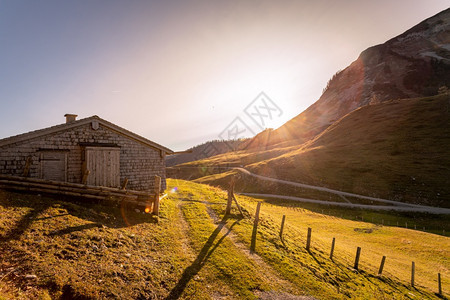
0, 122, 166, 191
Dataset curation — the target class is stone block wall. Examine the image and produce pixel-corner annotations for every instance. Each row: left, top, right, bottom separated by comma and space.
0, 122, 167, 191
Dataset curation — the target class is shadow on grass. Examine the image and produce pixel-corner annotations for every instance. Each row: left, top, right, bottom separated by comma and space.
259, 198, 450, 237
329, 258, 426, 297
0, 189, 160, 298
47, 223, 103, 237
0, 190, 157, 242
250, 220, 258, 253
0, 201, 51, 242
179, 198, 221, 206
307, 250, 325, 267
365, 274, 406, 296
166, 215, 240, 300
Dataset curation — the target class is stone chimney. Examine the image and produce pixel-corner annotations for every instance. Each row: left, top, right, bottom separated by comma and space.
64, 114, 78, 123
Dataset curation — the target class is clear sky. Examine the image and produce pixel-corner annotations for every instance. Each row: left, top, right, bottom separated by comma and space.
0, 1, 448, 151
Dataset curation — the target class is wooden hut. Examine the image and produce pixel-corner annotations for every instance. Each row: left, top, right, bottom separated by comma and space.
0, 114, 173, 192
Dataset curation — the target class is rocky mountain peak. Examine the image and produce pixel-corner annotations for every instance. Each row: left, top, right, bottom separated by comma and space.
245, 8, 450, 149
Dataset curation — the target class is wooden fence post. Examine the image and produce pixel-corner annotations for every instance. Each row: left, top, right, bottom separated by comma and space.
232, 193, 244, 217
121, 178, 128, 190
438, 273, 442, 296
250, 202, 262, 253
279, 215, 286, 241
330, 237, 335, 260
378, 256, 386, 276
254, 202, 261, 227
153, 176, 161, 216
226, 176, 235, 215
411, 261, 415, 287
354, 247, 361, 270
306, 228, 312, 251
82, 170, 90, 185
22, 156, 32, 177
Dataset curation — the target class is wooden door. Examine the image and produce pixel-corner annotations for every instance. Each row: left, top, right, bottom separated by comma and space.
85, 147, 120, 187
40, 151, 67, 181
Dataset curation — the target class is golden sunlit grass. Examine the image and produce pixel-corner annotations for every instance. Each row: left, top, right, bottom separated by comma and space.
171, 179, 449, 299
1, 180, 448, 299
0, 190, 191, 299
170, 94, 450, 208
0, 186, 303, 299
167, 145, 298, 180
248, 94, 450, 207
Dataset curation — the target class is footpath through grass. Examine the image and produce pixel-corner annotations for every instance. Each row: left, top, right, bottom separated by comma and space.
170, 179, 449, 299
0, 185, 305, 299
0, 179, 448, 299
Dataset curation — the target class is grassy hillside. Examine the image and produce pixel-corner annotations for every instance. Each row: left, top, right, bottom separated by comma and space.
167, 145, 298, 180
247, 94, 450, 207
0, 188, 301, 300
1, 180, 448, 299
166, 139, 247, 167
170, 94, 450, 207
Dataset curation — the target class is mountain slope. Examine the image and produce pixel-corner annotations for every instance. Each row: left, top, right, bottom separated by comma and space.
166, 139, 247, 167
168, 9, 450, 207
247, 94, 450, 207
171, 94, 450, 207
246, 8, 450, 149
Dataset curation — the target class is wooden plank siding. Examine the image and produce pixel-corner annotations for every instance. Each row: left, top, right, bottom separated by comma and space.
85, 147, 120, 188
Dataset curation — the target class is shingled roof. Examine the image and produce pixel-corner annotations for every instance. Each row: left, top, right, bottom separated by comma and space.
0, 115, 173, 154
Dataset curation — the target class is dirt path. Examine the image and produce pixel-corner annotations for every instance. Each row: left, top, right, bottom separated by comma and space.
175, 196, 315, 299
234, 168, 450, 214
240, 193, 450, 214
204, 206, 316, 300
175, 201, 196, 259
